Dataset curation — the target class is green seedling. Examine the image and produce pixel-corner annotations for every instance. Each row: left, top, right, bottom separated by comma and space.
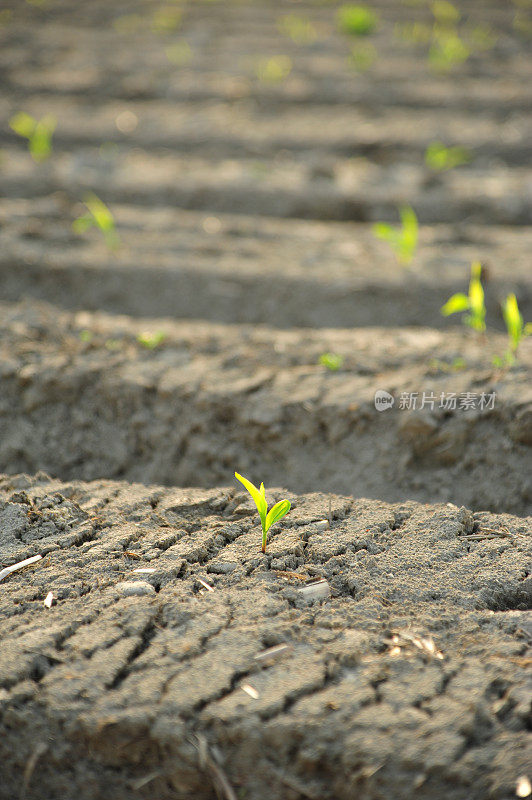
428, 357, 466, 373
137, 331, 166, 349
441, 261, 486, 333
429, 30, 469, 70
493, 293, 532, 366
9, 112, 56, 162
152, 6, 182, 34
79, 329, 93, 343
466, 24, 497, 52
166, 40, 192, 65
320, 353, 344, 371
337, 5, 378, 36
348, 42, 376, 71
372, 205, 418, 266
235, 472, 291, 554
425, 141, 471, 171
432, 0, 460, 25
395, 21, 432, 44
277, 14, 317, 44
72, 193, 120, 250
255, 55, 292, 84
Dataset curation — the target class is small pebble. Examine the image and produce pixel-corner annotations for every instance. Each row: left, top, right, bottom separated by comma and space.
117, 581, 155, 597
297, 579, 331, 605
207, 561, 238, 574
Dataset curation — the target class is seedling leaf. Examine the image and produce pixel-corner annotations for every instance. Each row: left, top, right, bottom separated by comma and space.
440, 262, 486, 333
9, 112, 55, 162
265, 500, 291, 533
500, 293, 531, 358
337, 5, 378, 36
9, 112, 36, 138
441, 293, 469, 315
73, 193, 120, 250
235, 472, 267, 528
372, 205, 418, 265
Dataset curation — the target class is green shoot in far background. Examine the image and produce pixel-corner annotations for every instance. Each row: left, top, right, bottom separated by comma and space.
277, 14, 317, 44
493, 294, 532, 366
137, 331, 167, 349
72, 193, 120, 250
235, 472, 291, 554
425, 141, 471, 171
320, 353, 344, 371
255, 55, 292, 83
337, 5, 378, 36
9, 112, 56, 162
348, 42, 376, 71
372, 205, 418, 266
441, 261, 486, 333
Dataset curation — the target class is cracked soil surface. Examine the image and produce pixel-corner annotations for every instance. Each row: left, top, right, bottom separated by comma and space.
0, 473, 531, 800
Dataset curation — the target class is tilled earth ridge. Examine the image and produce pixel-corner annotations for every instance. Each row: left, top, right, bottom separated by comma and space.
1, 301, 531, 514
0, 473, 530, 800
1, 201, 532, 330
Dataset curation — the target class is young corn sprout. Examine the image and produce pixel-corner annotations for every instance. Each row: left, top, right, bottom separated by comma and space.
372, 205, 418, 266
425, 141, 471, 171
9, 112, 56, 162
277, 14, 317, 45
235, 473, 291, 554
441, 261, 486, 333
319, 353, 344, 371
255, 55, 292, 84
337, 5, 378, 36
493, 294, 532, 366
137, 331, 166, 349
72, 193, 120, 250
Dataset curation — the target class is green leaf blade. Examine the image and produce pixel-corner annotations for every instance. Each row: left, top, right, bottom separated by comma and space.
265, 499, 291, 533
235, 472, 267, 530
441, 293, 469, 316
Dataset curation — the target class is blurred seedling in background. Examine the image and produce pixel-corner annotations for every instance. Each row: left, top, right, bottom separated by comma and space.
235, 473, 291, 554
255, 55, 292, 84
493, 294, 532, 366
425, 141, 471, 171
428, 357, 466, 373
348, 42, 376, 71
429, 30, 469, 71
9, 112, 56, 162
320, 353, 344, 371
396, 1, 494, 71
372, 205, 418, 266
79, 330, 93, 343
72, 193, 120, 250
151, 6, 182, 34
166, 40, 192, 65
513, 10, 532, 38
277, 14, 317, 44
428, 3, 468, 71
137, 331, 167, 349
114, 7, 181, 35
337, 5, 378, 36
441, 261, 486, 333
